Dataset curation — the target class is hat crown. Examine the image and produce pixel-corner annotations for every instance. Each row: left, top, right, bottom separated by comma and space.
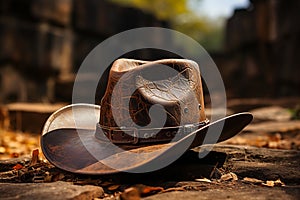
100, 59, 206, 129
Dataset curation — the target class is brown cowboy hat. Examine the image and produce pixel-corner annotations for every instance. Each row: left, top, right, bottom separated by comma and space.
41, 59, 252, 174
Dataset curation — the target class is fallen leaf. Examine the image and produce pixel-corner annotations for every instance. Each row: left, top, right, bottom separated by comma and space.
12, 163, 23, 170
108, 184, 120, 191
242, 177, 264, 184
10, 152, 19, 158
120, 187, 141, 200
262, 179, 285, 187
161, 187, 185, 193
127, 184, 164, 197
221, 172, 238, 181
195, 178, 212, 183
0, 146, 6, 154
44, 172, 52, 182
274, 179, 285, 186
29, 149, 39, 166
262, 180, 275, 187
139, 185, 163, 196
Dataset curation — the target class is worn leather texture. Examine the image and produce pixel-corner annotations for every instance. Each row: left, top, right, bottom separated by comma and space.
40, 58, 254, 174
99, 59, 206, 141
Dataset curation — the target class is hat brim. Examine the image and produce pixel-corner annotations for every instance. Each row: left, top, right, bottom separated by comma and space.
41, 105, 252, 175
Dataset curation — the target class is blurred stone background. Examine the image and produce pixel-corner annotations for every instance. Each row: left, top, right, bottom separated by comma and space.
220, 0, 300, 97
0, 0, 169, 103
0, 0, 299, 104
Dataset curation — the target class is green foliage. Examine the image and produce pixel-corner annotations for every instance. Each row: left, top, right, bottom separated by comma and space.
173, 14, 225, 51
109, 0, 225, 51
288, 105, 300, 120
110, 0, 190, 20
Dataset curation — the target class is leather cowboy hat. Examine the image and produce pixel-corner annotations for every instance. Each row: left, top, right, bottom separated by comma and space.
41, 58, 253, 174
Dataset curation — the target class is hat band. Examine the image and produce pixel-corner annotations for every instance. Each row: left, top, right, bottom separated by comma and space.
95, 119, 209, 145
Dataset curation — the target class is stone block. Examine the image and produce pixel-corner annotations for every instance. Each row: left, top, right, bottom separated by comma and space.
73, 0, 119, 35
0, 181, 104, 200
226, 9, 256, 51
73, 0, 167, 35
0, 0, 33, 19
54, 76, 74, 102
31, 0, 73, 26
3, 103, 66, 133
0, 0, 72, 26
72, 34, 105, 71
0, 18, 73, 75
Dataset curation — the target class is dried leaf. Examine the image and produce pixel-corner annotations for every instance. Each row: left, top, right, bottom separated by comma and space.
274, 179, 285, 186
0, 146, 6, 154
140, 186, 163, 196
161, 187, 185, 193
120, 187, 141, 200
0, 130, 40, 160
242, 177, 264, 184
29, 149, 39, 166
210, 162, 221, 179
43, 172, 52, 182
108, 184, 120, 191
262, 179, 285, 187
10, 152, 19, 158
12, 163, 23, 170
195, 178, 212, 183
221, 172, 238, 181
262, 180, 275, 187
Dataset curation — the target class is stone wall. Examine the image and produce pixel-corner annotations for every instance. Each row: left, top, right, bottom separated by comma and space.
217, 0, 300, 97
2, 0, 297, 101
0, 0, 168, 103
